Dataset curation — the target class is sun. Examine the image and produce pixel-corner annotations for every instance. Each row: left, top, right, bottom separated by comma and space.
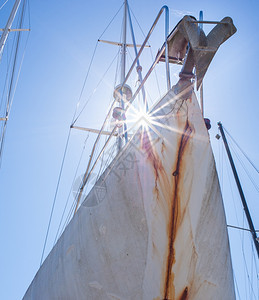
125, 103, 153, 132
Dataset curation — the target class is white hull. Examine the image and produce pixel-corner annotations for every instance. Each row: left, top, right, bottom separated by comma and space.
24, 87, 235, 299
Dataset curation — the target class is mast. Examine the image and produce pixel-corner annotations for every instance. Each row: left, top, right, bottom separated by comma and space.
117, 0, 128, 152
218, 122, 259, 258
199, 11, 204, 116
0, 0, 21, 57
121, 0, 127, 84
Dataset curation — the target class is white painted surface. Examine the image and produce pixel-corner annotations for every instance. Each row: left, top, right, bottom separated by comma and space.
23, 86, 235, 299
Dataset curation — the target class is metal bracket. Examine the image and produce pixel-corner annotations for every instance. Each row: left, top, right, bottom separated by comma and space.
160, 15, 237, 90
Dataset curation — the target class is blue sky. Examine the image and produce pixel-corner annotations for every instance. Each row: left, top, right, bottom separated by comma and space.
0, 0, 258, 299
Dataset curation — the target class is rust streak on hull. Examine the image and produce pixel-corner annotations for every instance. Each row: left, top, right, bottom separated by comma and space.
164, 118, 193, 300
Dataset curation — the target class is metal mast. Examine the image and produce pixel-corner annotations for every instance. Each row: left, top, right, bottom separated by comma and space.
218, 122, 259, 258
117, 0, 128, 152
0, 0, 21, 57
74, 2, 170, 214
199, 11, 204, 116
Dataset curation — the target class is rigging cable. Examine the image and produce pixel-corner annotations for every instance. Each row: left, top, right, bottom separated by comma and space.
53, 134, 89, 244
71, 3, 124, 125
72, 47, 120, 125
231, 144, 259, 193
227, 137, 259, 193
89, 32, 122, 187
95, 141, 117, 185
62, 134, 103, 235
0, 0, 30, 166
224, 126, 259, 174
130, 7, 162, 99
0, 27, 14, 111
0, 0, 9, 10
241, 212, 257, 300
40, 128, 73, 266
225, 159, 245, 299
40, 3, 124, 262
233, 273, 242, 300
220, 131, 258, 299
90, 39, 121, 188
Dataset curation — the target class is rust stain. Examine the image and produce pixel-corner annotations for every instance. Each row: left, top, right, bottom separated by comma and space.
158, 286, 188, 300
161, 140, 166, 156
141, 130, 166, 200
140, 114, 193, 300
164, 118, 193, 300
179, 287, 188, 300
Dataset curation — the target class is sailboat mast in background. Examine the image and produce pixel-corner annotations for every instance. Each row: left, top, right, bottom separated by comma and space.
0, 0, 30, 165
0, 0, 21, 56
117, 0, 128, 152
218, 122, 259, 258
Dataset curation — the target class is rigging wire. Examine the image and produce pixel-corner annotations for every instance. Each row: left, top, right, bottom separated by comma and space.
71, 40, 98, 122
224, 126, 259, 174
0, 0, 23, 103
0, 49, 10, 111
53, 134, 89, 244
0, 0, 30, 166
71, 3, 124, 125
4, 0, 26, 115
130, 7, 161, 99
54, 32, 122, 244
240, 212, 257, 300
92, 42, 121, 183
0, 27, 14, 112
233, 273, 242, 300
219, 135, 258, 300
99, 3, 124, 42
40, 5, 124, 260
90, 34, 121, 187
71, 2, 175, 209
73, 128, 104, 209
249, 238, 258, 300
227, 138, 259, 193
40, 128, 72, 266
0, 0, 9, 11
72, 49, 120, 125
72, 38, 122, 208
89, 30, 122, 187
218, 128, 224, 187
94, 141, 116, 185
58, 194, 78, 239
